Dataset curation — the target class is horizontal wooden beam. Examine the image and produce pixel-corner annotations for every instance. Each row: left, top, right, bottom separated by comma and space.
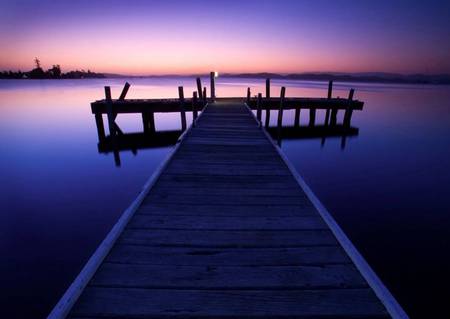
91, 97, 364, 114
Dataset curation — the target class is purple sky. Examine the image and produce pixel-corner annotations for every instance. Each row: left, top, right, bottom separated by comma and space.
1, 0, 449, 74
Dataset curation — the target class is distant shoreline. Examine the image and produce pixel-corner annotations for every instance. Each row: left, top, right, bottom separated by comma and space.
1, 72, 450, 85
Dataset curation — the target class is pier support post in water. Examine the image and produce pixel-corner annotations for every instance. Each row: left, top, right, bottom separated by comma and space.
196, 77, 203, 100
142, 112, 155, 134
118, 82, 130, 100
277, 87, 286, 145
343, 88, 355, 127
192, 91, 198, 123
94, 113, 106, 142
265, 78, 271, 128
210, 72, 215, 100
104, 86, 116, 136
178, 86, 187, 131
294, 107, 300, 127
256, 93, 262, 125
309, 107, 316, 127
325, 80, 333, 125
247, 87, 251, 104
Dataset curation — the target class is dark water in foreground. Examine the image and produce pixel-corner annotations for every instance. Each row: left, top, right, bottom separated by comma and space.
1, 78, 449, 318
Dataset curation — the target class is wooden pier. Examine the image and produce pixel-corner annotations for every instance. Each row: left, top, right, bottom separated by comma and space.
49, 79, 407, 318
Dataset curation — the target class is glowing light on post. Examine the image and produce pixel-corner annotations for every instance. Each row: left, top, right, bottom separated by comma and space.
214, 71, 219, 78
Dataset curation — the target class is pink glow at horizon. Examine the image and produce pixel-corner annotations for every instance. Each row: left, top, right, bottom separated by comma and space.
1, 0, 450, 75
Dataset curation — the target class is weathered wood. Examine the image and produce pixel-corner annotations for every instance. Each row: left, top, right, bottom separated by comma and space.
71, 287, 388, 318
196, 77, 203, 100
178, 86, 187, 131
265, 78, 271, 128
246, 87, 251, 104
256, 93, 262, 124
309, 108, 316, 127
277, 87, 286, 144
210, 72, 215, 99
203, 87, 207, 105
104, 86, 116, 136
294, 107, 300, 127
118, 82, 130, 100
327, 80, 333, 99
66, 101, 392, 319
91, 263, 367, 289
344, 88, 355, 127
192, 91, 198, 121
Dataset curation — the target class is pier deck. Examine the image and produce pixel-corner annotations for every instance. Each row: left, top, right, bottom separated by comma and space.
54, 102, 403, 318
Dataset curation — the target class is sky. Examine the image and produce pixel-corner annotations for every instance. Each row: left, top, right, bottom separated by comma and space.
1, 0, 450, 75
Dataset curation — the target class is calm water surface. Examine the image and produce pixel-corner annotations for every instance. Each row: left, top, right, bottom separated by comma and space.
1, 78, 449, 318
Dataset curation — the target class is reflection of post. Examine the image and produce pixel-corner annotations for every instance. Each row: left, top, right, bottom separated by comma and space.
210, 72, 215, 99
265, 78, 270, 128
341, 136, 347, 149
344, 89, 355, 127
256, 93, 262, 125
94, 113, 106, 142
113, 149, 121, 167
277, 87, 286, 146
178, 86, 187, 131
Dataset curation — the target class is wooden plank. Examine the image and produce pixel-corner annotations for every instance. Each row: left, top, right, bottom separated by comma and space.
91, 263, 368, 289
118, 228, 338, 248
105, 245, 351, 266
127, 215, 327, 230
70, 287, 387, 318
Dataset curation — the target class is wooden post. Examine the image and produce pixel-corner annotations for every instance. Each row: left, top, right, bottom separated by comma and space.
203, 87, 207, 105
327, 80, 333, 99
246, 87, 251, 104
277, 87, 286, 145
192, 91, 198, 122
178, 86, 187, 131
196, 77, 203, 100
294, 108, 300, 127
330, 108, 338, 126
104, 86, 116, 136
118, 82, 130, 100
265, 78, 271, 128
256, 93, 262, 125
148, 112, 155, 133
142, 112, 150, 134
94, 113, 106, 142
325, 80, 333, 125
344, 88, 355, 127
309, 107, 316, 127
210, 72, 215, 99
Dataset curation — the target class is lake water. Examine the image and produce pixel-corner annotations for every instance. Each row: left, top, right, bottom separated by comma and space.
1, 78, 449, 318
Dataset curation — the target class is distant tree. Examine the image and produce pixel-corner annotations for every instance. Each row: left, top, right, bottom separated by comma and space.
48, 64, 61, 78
34, 57, 41, 69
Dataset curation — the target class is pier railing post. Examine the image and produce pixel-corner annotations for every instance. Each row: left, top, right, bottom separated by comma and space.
246, 87, 251, 105
210, 72, 215, 100
344, 88, 355, 127
192, 91, 198, 124
325, 80, 333, 125
203, 87, 207, 106
118, 82, 130, 100
277, 87, 286, 145
256, 93, 262, 125
265, 78, 271, 128
178, 86, 187, 131
196, 77, 203, 100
